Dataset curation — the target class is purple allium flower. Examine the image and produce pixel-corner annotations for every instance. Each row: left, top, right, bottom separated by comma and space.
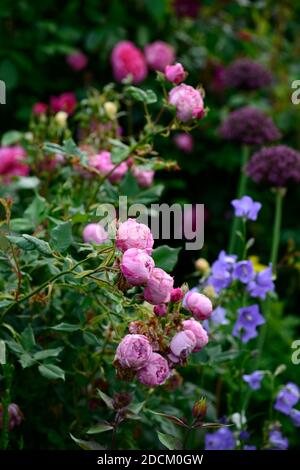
274, 382, 300, 415
208, 251, 237, 292
211, 306, 229, 325
290, 409, 300, 427
247, 265, 275, 300
173, 0, 200, 18
219, 106, 280, 145
243, 445, 257, 450
268, 429, 289, 450
231, 195, 262, 221
246, 145, 300, 188
242, 370, 264, 390
223, 58, 272, 90
233, 304, 265, 343
205, 428, 236, 450
233, 260, 255, 284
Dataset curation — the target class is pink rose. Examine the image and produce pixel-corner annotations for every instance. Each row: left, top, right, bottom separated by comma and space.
169, 330, 196, 361
185, 292, 213, 320
170, 287, 184, 303
174, 133, 194, 153
111, 41, 147, 84
144, 41, 175, 72
116, 218, 154, 254
66, 51, 88, 71
50, 92, 77, 115
143, 268, 174, 305
32, 102, 48, 115
132, 166, 155, 188
115, 334, 152, 370
83, 223, 108, 244
89, 151, 128, 183
183, 318, 208, 352
165, 63, 187, 84
121, 248, 154, 286
137, 353, 170, 386
153, 304, 167, 317
168, 84, 204, 122
0, 146, 29, 183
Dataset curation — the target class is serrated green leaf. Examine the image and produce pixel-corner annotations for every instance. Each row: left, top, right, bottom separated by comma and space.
21, 234, 52, 255
38, 363, 65, 380
33, 348, 63, 360
86, 423, 114, 435
50, 221, 73, 252
97, 389, 114, 409
51, 322, 81, 332
152, 245, 181, 272
20, 325, 36, 351
157, 431, 182, 450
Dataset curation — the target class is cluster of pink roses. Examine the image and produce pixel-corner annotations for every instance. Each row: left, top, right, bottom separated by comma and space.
114, 218, 212, 387
0, 146, 29, 183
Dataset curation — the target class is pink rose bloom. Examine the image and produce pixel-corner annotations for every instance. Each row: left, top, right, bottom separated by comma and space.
144, 267, 174, 305
83, 223, 108, 244
66, 51, 88, 71
50, 92, 77, 115
185, 292, 213, 320
0, 146, 29, 182
115, 334, 152, 370
137, 353, 170, 386
121, 248, 154, 286
169, 330, 196, 361
174, 133, 194, 153
170, 287, 184, 303
132, 166, 155, 188
153, 304, 167, 317
111, 41, 147, 84
183, 318, 208, 352
169, 84, 204, 122
32, 102, 48, 115
144, 41, 175, 72
116, 218, 154, 254
89, 151, 128, 183
165, 63, 187, 84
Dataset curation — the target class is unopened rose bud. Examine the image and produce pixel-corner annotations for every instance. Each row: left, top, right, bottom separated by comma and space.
185, 292, 213, 320
104, 101, 118, 119
192, 397, 207, 420
170, 287, 184, 303
112, 392, 132, 410
153, 304, 167, 317
54, 111, 68, 127
195, 258, 210, 274
165, 63, 187, 84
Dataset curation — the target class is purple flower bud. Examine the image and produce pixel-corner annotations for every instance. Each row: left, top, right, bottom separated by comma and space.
115, 334, 152, 370
144, 268, 174, 305
223, 58, 272, 90
170, 287, 184, 303
185, 292, 213, 320
182, 318, 209, 352
153, 304, 167, 317
137, 353, 170, 387
121, 248, 154, 286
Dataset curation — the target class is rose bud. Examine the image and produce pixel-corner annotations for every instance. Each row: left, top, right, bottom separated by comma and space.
153, 304, 167, 317
170, 287, 184, 303
116, 218, 154, 254
169, 330, 196, 362
132, 166, 155, 188
165, 63, 187, 84
115, 334, 152, 370
121, 248, 154, 286
183, 318, 208, 352
195, 258, 210, 274
83, 223, 108, 244
137, 353, 170, 387
185, 292, 213, 320
143, 268, 174, 305
192, 397, 207, 420
168, 84, 204, 122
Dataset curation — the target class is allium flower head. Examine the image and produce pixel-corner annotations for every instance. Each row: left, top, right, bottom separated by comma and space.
231, 196, 262, 221
223, 58, 272, 90
219, 106, 280, 145
111, 41, 147, 84
242, 371, 264, 390
233, 260, 255, 284
274, 382, 300, 415
247, 265, 275, 300
144, 41, 175, 72
173, 0, 200, 18
169, 84, 204, 122
233, 304, 265, 343
205, 428, 236, 450
246, 145, 300, 187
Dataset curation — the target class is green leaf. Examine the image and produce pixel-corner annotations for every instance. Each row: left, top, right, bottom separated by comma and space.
20, 325, 36, 351
125, 86, 157, 104
12, 177, 40, 190
70, 434, 105, 450
152, 245, 181, 272
50, 221, 73, 252
86, 423, 114, 435
97, 389, 114, 409
127, 401, 145, 415
21, 234, 52, 255
19, 352, 36, 369
157, 431, 182, 450
33, 348, 63, 360
6, 340, 24, 355
119, 172, 140, 196
83, 331, 100, 346
6, 235, 36, 251
1, 130, 22, 146
0, 340, 6, 364
136, 184, 164, 204
109, 139, 130, 164
9, 218, 34, 232
24, 194, 48, 225
38, 363, 65, 381
51, 322, 81, 332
